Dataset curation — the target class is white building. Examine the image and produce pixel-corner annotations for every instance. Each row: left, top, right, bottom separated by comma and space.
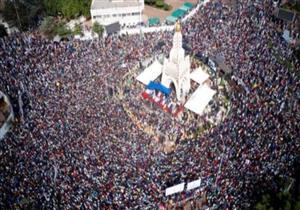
91, 0, 144, 26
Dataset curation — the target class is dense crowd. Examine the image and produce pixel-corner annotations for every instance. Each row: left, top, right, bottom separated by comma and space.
0, 0, 299, 209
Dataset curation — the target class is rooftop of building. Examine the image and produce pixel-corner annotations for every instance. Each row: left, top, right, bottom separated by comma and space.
91, 0, 142, 10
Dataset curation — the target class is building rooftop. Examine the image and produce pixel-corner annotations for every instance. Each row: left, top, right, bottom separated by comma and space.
91, 0, 142, 10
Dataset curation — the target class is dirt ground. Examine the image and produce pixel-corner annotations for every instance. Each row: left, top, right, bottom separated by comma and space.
142, 0, 198, 23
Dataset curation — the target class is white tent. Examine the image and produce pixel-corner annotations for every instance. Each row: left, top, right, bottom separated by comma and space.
190, 68, 209, 84
136, 60, 162, 85
184, 84, 216, 115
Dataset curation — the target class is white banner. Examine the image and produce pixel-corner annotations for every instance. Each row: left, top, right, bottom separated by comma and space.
186, 178, 201, 191
165, 183, 185, 196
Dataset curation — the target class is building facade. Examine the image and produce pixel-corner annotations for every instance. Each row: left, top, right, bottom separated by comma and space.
91, 0, 144, 26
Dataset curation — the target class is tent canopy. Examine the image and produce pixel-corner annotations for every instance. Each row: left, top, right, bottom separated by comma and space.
211, 54, 232, 74
136, 60, 162, 85
183, 2, 193, 9
180, 5, 190, 12
166, 15, 178, 23
171, 9, 186, 18
105, 22, 121, 35
146, 81, 171, 95
184, 84, 216, 115
148, 17, 160, 26
277, 8, 296, 22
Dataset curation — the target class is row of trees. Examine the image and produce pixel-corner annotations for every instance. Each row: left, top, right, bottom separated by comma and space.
43, 0, 91, 19
2, 0, 92, 31
145, 0, 172, 11
39, 17, 104, 39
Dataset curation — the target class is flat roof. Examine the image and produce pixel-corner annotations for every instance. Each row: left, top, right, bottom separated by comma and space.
91, 0, 142, 10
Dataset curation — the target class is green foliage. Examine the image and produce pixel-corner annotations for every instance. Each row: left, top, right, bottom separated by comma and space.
0, 24, 8, 38
92, 22, 104, 38
295, 201, 300, 210
43, 0, 92, 19
145, 0, 171, 11
2, 0, 91, 31
145, 0, 156, 5
54, 22, 72, 38
3, 0, 42, 30
39, 16, 56, 36
295, 3, 300, 13
255, 190, 300, 210
60, 0, 81, 19
39, 17, 72, 38
155, 0, 164, 8
3, 0, 26, 29
163, 4, 172, 11
81, 1, 92, 19
72, 23, 82, 36
43, 0, 60, 16
282, 2, 300, 13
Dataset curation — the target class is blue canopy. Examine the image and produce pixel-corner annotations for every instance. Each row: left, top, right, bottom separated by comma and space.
146, 81, 171, 95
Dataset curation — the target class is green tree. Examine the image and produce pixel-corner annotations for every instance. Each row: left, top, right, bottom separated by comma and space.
163, 3, 171, 11
3, 0, 42, 30
39, 17, 72, 38
39, 16, 56, 37
0, 24, 8, 38
92, 22, 103, 38
255, 191, 299, 210
43, 0, 92, 19
43, 0, 60, 16
54, 22, 72, 38
145, 0, 156, 5
155, 0, 164, 8
3, 0, 25, 29
80, 0, 92, 18
60, 0, 81, 19
72, 23, 82, 36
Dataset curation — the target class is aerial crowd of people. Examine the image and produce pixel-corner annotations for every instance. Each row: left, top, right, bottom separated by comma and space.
0, 0, 299, 209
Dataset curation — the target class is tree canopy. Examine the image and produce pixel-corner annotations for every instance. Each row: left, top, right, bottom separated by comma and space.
2, 0, 92, 31
92, 22, 104, 38
43, 0, 92, 19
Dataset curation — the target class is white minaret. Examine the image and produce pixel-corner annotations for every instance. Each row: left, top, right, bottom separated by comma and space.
161, 22, 191, 102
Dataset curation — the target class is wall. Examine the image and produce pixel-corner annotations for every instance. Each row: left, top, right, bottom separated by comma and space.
91, 5, 143, 26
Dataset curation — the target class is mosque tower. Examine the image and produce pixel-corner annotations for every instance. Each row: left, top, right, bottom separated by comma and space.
161, 21, 191, 102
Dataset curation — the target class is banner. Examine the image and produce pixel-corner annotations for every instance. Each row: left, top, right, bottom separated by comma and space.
165, 183, 185, 196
